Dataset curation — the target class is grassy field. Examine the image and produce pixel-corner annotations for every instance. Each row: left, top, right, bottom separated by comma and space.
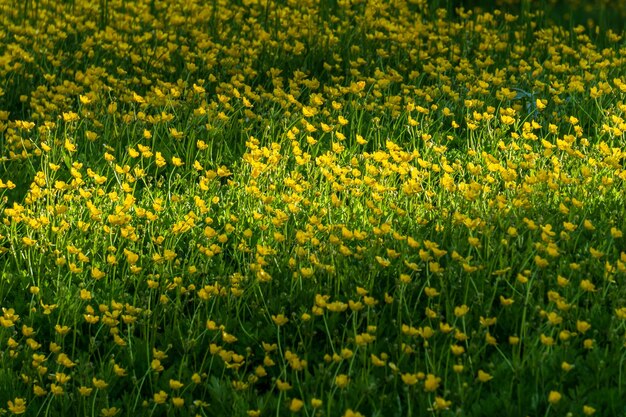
1, 0, 626, 416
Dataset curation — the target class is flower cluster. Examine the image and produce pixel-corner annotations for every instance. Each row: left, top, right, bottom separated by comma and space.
0, 0, 625, 416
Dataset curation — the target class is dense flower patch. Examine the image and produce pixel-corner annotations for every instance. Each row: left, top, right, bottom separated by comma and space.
0, 0, 626, 416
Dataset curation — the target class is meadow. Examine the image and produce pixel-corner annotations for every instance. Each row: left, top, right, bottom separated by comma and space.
1, 0, 626, 415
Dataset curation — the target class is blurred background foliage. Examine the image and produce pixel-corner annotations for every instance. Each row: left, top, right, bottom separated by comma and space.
449, 0, 626, 31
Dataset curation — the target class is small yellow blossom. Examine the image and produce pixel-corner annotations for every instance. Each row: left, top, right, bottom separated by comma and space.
289, 398, 304, 412
169, 379, 184, 390
577, 320, 591, 333
100, 407, 119, 417
477, 370, 493, 382
92, 378, 109, 390
580, 280, 596, 292
423, 374, 440, 392
342, 410, 364, 417
583, 405, 596, 415
7, 398, 26, 414
151, 359, 164, 372
153, 390, 168, 404
335, 374, 350, 388
276, 379, 292, 391
433, 396, 452, 411
548, 390, 561, 404
401, 373, 419, 385
271, 314, 289, 326
454, 305, 469, 317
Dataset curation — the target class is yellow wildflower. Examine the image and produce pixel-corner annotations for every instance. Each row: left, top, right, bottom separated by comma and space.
289, 398, 304, 412
7, 398, 26, 414
423, 374, 440, 392
548, 390, 561, 404
477, 370, 493, 382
